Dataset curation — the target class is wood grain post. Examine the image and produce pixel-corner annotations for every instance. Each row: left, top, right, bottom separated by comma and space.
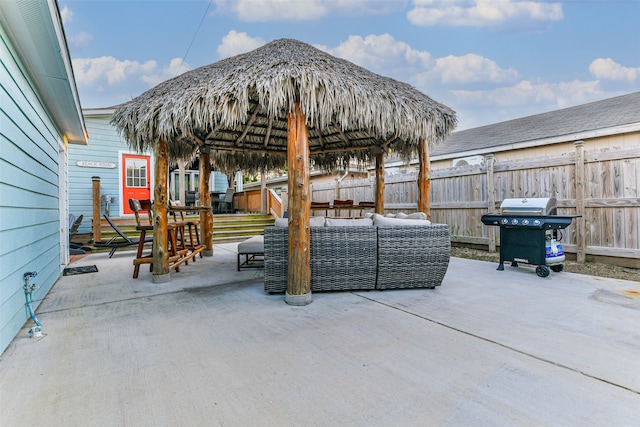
285, 99, 312, 306
91, 176, 101, 242
574, 140, 586, 263
375, 151, 385, 214
152, 138, 170, 283
417, 137, 431, 220
200, 146, 213, 256
485, 154, 496, 252
261, 167, 267, 214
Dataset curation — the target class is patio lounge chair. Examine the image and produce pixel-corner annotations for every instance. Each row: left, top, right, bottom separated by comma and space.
69, 214, 91, 255
212, 188, 235, 214
94, 214, 153, 258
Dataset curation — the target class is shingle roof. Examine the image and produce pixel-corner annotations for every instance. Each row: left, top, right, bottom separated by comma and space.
434, 91, 640, 157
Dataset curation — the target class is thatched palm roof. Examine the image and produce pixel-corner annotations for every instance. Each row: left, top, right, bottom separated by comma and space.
111, 38, 456, 173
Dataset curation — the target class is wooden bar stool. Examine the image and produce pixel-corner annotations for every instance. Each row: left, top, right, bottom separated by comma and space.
332, 199, 354, 218
169, 200, 204, 260
310, 201, 330, 217
129, 198, 185, 278
355, 201, 375, 217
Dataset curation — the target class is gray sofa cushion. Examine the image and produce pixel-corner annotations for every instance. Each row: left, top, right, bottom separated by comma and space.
325, 217, 373, 227
275, 216, 326, 227
238, 235, 264, 254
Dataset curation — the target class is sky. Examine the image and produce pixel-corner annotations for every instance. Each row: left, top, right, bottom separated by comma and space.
58, 0, 640, 131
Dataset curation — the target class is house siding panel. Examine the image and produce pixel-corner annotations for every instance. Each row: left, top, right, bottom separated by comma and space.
0, 25, 64, 354
69, 114, 138, 232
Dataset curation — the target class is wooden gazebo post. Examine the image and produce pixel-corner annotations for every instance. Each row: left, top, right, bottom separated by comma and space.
375, 150, 385, 214
152, 137, 170, 283
417, 137, 431, 221
199, 146, 214, 256
285, 98, 311, 306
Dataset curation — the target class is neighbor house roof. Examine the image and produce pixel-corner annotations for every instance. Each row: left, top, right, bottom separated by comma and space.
432, 91, 640, 160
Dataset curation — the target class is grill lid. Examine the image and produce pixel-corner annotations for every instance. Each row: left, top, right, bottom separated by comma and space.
500, 197, 557, 216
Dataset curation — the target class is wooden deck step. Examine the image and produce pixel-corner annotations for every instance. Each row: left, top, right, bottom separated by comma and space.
88, 213, 275, 249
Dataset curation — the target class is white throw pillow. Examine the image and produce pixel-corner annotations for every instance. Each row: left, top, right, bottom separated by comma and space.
396, 212, 427, 220
325, 217, 374, 227
373, 213, 431, 226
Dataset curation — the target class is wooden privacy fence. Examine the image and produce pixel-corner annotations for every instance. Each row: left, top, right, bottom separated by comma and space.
311, 143, 640, 266
235, 188, 285, 218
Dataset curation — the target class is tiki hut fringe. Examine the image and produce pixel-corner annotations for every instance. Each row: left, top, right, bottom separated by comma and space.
111, 38, 457, 172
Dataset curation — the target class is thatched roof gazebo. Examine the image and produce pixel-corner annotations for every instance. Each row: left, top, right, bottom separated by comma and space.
112, 38, 456, 304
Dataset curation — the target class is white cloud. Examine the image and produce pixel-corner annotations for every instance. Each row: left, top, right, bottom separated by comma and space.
68, 31, 93, 48
324, 34, 432, 73
60, 5, 72, 24
408, 0, 563, 28
589, 58, 640, 83
72, 56, 158, 86
141, 58, 192, 86
214, 0, 327, 22
323, 34, 518, 92
212, 0, 405, 22
452, 79, 602, 108
217, 31, 266, 59
423, 54, 518, 85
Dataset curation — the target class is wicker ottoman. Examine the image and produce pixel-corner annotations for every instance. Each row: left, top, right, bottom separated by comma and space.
237, 235, 264, 271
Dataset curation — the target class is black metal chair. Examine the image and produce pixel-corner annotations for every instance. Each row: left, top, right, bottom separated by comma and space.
69, 214, 88, 255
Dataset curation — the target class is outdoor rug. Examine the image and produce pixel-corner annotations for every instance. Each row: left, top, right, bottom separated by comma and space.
63, 265, 99, 276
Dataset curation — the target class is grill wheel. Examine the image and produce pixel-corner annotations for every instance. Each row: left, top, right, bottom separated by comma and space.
536, 265, 551, 277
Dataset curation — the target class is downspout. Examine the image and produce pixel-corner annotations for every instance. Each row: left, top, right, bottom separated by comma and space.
334, 170, 349, 199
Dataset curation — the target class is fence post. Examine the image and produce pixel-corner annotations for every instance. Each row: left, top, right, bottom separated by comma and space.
485, 154, 496, 252
574, 140, 586, 263
375, 151, 385, 214
92, 176, 101, 243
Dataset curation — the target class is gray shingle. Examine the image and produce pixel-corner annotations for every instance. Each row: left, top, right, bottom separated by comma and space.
434, 91, 640, 156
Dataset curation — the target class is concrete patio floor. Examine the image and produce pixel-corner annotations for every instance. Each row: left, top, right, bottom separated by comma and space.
1, 243, 639, 426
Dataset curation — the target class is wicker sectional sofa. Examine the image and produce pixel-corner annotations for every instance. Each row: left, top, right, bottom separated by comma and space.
264, 218, 451, 293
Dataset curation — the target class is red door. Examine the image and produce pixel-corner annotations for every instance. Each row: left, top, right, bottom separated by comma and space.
122, 154, 151, 214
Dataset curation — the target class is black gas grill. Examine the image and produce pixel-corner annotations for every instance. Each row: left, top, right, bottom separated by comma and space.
481, 197, 580, 277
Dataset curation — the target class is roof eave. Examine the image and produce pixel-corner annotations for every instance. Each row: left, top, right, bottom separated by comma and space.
0, 0, 87, 145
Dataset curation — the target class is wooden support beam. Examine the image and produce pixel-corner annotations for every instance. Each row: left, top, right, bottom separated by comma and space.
285, 98, 312, 306
152, 137, 171, 283
263, 117, 273, 148
417, 137, 431, 221
205, 143, 376, 156
200, 146, 214, 256
235, 104, 262, 145
260, 167, 267, 214
375, 151, 385, 214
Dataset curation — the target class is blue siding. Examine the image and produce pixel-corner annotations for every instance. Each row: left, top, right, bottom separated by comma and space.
0, 25, 64, 354
68, 114, 147, 232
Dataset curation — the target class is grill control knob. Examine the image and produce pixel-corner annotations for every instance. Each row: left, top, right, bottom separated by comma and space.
533, 219, 541, 226
501, 218, 508, 225
511, 219, 519, 225
522, 219, 529, 226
